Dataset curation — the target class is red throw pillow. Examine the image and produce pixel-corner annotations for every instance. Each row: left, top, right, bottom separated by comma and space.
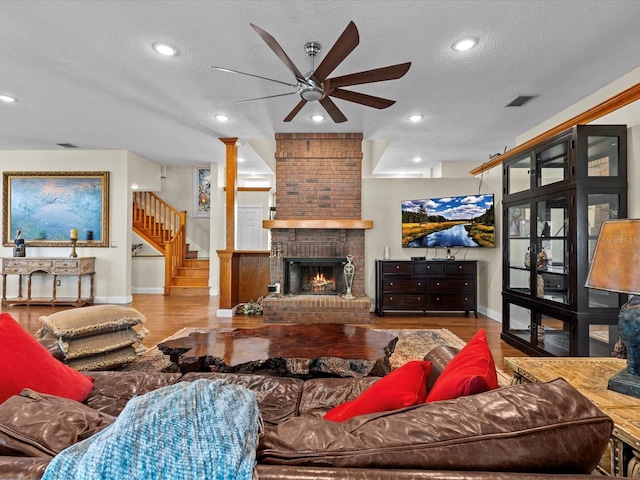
426, 328, 499, 403
324, 360, 431, 422
0, 313, 94, 404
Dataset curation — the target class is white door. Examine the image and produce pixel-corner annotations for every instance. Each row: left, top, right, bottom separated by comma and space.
237, 205, 264, 250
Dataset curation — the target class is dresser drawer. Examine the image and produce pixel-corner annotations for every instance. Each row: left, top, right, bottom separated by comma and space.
427, 293, 475, 310
413, 262, 444, 275
382, 294, 427, 309
428, 278, 475, 292
445, 262, 476, 275
383, 277, 426, 292
382, 262, 412, 275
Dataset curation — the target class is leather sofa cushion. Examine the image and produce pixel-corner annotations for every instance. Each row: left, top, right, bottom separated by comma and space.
0, 389, 114, 458
180, 372, 304, 425
258, 378, 612, 474
299, 377, 381, 418
423, 345, 459, 390
85, 371, 182, 417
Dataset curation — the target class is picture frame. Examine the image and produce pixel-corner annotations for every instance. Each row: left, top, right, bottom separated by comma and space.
193, 166, 211, 218
3, 171, 110, 247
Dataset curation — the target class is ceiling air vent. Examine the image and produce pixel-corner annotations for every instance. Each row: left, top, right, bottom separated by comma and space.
56, 143, 79, 148
505, 95, 538, 107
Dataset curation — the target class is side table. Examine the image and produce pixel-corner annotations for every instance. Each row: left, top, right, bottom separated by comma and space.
1, 257, 95, 307
505, 357, 640, 478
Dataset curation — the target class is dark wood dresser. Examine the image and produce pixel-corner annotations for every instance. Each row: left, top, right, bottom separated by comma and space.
375, 260, 477, 317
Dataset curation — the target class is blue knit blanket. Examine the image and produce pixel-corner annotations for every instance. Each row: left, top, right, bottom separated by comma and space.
42, 379, 261, 480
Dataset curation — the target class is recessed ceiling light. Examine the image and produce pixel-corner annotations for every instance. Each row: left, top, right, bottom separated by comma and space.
152, 42, 178, 56
131, 184, 140, 190
453, 37, 478, 52
0, 95, 17, 103
238, 157, 245, 163
413, 157, 423, 163
215, 114, 230, 122
408, 114, 423, 122
311, 114, 325, 122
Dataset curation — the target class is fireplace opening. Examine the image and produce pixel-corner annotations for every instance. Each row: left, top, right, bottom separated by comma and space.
284, 257, 347, 295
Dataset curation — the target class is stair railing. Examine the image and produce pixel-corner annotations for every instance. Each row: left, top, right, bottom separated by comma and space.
132, 191, 187, 295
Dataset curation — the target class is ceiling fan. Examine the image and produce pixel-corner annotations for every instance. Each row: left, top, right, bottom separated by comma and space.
210, 22, 411, 123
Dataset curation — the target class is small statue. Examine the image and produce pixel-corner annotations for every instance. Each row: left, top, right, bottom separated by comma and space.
13, 229, 26, 257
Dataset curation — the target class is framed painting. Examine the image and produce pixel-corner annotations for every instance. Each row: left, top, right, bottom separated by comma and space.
193, 166, 211, 218
2, 171, 110, 247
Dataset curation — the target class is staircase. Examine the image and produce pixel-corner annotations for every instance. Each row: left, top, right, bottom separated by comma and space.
132, 191, 209, 295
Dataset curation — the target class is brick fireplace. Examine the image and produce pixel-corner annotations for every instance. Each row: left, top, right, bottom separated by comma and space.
261, 132, 372, 323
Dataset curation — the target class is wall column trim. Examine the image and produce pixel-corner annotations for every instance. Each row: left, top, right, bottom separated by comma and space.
217, 137, 239, 310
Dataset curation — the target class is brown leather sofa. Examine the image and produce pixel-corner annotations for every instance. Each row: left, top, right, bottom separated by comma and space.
0, 346, 615, 479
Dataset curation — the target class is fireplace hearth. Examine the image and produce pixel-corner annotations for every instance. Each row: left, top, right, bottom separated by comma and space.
284, 257, 346, 295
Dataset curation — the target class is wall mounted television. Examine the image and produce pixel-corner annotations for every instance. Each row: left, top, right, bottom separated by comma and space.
401, 194, 495, 248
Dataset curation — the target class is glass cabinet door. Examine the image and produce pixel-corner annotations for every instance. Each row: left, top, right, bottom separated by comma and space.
536, 139, 569, 187
506, 154, 532, 195
587, 193, 621, 308
536, 196, 569, 304
586, 135, 619, 177
506, 204, 531, 294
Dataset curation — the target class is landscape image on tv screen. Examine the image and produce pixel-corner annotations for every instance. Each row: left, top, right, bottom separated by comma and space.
402, 194, 495, 248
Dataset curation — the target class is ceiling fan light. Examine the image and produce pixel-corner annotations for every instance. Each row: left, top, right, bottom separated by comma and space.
452, 37, 478, 52
311, 114, 325, 122
300, 88, 324, 102
152, 42, 178, 56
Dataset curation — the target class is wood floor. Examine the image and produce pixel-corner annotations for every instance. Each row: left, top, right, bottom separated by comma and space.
3, 294, 527, 372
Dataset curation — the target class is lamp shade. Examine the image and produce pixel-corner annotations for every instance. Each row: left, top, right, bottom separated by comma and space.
586, 219, 640, 295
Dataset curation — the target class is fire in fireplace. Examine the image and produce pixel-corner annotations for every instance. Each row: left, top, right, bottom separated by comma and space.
284, 257, 347, 295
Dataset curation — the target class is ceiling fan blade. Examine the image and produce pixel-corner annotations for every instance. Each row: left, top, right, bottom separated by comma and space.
327, 62, 411, 88
320, 97, 348, 123
284, 100, 307, 122
235, 92, 298, 104
250, 23, 306, 82
328, 88, 395, 109
209, 66, 298, 88
311, 21, 359, 82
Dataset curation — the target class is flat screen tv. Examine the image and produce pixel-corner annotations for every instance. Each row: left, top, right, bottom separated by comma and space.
401, 194, 495, 248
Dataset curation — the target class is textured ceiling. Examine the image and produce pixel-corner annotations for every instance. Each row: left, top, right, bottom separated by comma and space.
2, 0, 640, 176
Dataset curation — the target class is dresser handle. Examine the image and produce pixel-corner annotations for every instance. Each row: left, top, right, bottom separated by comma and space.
458, 265, 463, 269
417, 282, 421, 286
436, 282, 440, 286
436, 297, 440, 301
396, 265, 400, 269
390, 282, 394, 286
389, 297, 393, 301
464, 282, 468, 286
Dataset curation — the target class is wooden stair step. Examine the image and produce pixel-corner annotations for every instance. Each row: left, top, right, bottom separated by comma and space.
171, 277, 208, 287
176, 267, 209, 278
169, 286, 210, 296
185, 250, 199, 259
183, 259, 209, 268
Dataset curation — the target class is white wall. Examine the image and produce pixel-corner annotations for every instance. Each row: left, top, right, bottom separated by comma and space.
0, 149, 157, 304
362, 173, 503, 319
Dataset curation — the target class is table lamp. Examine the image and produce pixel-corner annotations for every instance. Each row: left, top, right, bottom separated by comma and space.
585, 219, 640, 398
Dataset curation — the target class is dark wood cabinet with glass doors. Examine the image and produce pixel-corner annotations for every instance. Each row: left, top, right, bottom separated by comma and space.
502, 124, 628, 357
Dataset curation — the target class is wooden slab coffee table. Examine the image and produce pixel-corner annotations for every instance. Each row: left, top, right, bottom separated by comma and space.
158, 323, 398, 377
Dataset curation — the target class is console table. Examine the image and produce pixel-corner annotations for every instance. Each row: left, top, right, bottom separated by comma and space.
375, 260, 477, 317
505, 356, 640, 478
1, 257, 95, 307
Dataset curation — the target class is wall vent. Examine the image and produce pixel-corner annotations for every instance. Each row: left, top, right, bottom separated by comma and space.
56, 143, 79, 148
505, 95, 538, 107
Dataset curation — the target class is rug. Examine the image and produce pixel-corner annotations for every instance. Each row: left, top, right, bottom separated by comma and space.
121, 327, 510, 385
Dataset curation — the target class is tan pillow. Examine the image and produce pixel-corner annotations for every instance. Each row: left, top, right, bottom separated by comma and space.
39, 305, 146, 339
66, 346, 140, 371
58, 328, 148, 360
